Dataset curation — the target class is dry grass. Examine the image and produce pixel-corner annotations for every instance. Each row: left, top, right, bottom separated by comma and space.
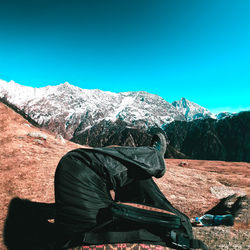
157, 159, 250, 249
0, 102, 249, 249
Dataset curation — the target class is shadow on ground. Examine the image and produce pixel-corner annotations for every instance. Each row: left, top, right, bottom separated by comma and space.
4, 197, 56, 250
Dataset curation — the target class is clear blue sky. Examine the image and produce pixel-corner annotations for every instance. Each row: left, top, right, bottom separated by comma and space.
0, 0, 249, 113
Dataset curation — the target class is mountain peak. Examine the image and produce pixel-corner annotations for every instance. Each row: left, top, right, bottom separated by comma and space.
59, 82, 74, 88
57, 81, 76, 90
172, 98, 215, 121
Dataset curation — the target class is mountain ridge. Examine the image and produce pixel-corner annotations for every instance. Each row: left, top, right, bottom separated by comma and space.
2, 79, 249, 162
0, 79, 216, 139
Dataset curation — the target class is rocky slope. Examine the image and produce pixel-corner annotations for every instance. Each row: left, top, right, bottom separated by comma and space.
71, 119, 187, 159
72, 119, 152, 147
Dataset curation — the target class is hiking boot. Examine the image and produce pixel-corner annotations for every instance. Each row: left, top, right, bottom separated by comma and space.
150, 133, 167, 158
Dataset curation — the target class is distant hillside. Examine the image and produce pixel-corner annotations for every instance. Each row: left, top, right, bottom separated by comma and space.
163, 111, 250, 162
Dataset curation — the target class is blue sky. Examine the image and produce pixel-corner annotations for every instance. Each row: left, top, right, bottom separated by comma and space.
0, 0, 249, 113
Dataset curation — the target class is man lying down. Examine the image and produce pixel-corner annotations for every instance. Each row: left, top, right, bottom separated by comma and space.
54, 133, 208, 249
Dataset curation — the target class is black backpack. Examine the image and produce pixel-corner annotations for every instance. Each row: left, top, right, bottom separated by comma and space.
63, 202, 208, 250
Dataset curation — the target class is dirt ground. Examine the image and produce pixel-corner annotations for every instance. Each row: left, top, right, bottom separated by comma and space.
0, 102, 249, 249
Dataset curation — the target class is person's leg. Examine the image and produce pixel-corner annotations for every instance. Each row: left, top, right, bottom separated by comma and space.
115, 178, 193, 238
115, 178, 172, 208
54, 151, 113, 236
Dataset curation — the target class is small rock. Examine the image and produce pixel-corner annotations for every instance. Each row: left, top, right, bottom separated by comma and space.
178, 161, 189, 167
27, 132, 47, 140
55, 134, 66, 144
34, 139, 43, 145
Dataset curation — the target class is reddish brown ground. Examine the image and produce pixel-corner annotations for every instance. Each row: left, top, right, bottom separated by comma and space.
0, 102, 249, 249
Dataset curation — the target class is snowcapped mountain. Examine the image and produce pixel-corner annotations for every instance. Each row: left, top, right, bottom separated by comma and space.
172, 97, 216, 121
0, 80, 187, 139
1, 79, 248, 160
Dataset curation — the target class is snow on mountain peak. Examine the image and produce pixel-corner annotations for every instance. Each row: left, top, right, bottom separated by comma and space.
0, 80, 188, 138
172, 97, 216, 121
0, 79, 40, 105
0, 79, 218, 139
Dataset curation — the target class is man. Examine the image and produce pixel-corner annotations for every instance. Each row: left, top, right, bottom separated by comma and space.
54, 133, 200, 249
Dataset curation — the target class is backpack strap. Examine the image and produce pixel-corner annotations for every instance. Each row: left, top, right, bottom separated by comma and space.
110, 202, 181, 229
61, 229, 166, 249
83, 229, 164, 244
81, 230, 208, 250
